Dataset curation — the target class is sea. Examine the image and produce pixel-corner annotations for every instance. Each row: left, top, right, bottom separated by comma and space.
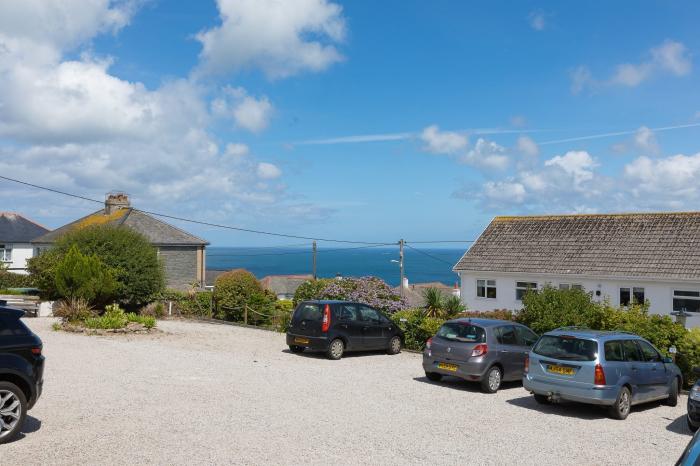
206, 247, 465, 287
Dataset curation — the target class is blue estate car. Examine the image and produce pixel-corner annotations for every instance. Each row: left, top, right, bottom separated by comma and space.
523, 328, 682, 420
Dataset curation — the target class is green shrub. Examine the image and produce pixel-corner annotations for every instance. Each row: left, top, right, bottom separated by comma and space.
459, 309, 515, 321
0, 270, 34, 289
517, 285, 599, 334
422, 287, 445, 318
213, 269, 275, 324
443, 294, 466, 317
293, 279, 332, 305
271, 299, 294, 332
140, 301, 165, 318
53, 298, 95, 323
158, 289, 212, 317
391, 308, 445, 351
26, 249, 62, 299
54, 245, 116, 304
294, 276, 407, 313
84, 303, 128, 329
126, 312, 156, 329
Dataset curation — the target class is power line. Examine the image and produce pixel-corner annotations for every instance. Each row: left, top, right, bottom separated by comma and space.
404, 243, 456, 267
207, 243, 394, 257
405, 240, 474, 244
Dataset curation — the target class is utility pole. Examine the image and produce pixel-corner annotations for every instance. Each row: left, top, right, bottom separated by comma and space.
399, 239, 404, 298
312, 240, 317, 280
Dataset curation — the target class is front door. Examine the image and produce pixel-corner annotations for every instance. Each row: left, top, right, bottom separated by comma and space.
357, 305, 384, 350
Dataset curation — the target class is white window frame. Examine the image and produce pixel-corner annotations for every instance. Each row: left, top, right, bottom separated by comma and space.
673, 290, 700, 313
0, 244, 11, 262
476, 279, 497, 299
620, 286, 645, 306
559, 283, 583, 291
515, 281, 538, 301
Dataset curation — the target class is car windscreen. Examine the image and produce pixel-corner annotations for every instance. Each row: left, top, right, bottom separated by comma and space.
436, 323, 485, 343
533, 335, 598, 361
292, 304, 322, 322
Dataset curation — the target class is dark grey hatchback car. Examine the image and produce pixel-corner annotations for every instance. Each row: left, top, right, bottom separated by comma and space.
423, 318, 538, 393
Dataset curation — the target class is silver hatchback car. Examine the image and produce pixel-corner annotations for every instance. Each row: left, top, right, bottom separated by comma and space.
423, 318, 539, 393
523, 328, 682, 419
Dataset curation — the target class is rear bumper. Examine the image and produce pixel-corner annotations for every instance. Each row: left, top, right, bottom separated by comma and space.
523, 374, 617, 406
28, 379, 42, 410
688, 397, 700, 427
422, 352, 488, 381
286, 333, 329, 351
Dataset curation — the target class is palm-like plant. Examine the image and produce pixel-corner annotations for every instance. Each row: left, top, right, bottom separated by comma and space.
422, 287, 445, 318
443, 295, 466, 317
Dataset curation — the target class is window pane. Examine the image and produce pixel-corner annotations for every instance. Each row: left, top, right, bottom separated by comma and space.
620, 288, 631, 306
621, 340, 642, 362
559, 283, 570, 290
673, 298, 700, 313
359, 307, 380, 322
674, 290, 700, 298
604, 341, 624, 362
571, 284, 583, 291
477, 280, 485, 287
533, 335, 598, 361
516, 282, 537, 288
632, 287, 645, 304
637, 340, 661, 362
486, 286, 497, 299
487, 280, 496, 286
338, 305, 357, 321
477, 284, 485, 298
515, 326, 538, 346
498, 326, 517, 345
437, 323, 486, 343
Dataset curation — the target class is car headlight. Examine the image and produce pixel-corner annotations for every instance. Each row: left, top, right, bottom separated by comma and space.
691, 386, 700, 401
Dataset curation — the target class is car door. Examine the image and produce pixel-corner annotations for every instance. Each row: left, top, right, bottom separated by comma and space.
494, 325, 522, 380
335, 304, 363, 350
636, 340, 669, 398
621, 339, 649, 402
513, 325, 538, 378
357, 305, 384, 350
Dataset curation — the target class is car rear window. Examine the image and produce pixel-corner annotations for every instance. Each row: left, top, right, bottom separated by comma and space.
436, 323, 485, 343
293, 304, 322, 322
0, 315, 30, 336
533, 335, 598, 361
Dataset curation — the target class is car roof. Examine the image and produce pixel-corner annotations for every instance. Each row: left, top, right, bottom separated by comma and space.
446, 318, 521, 327
545, 327, 641, 340
0, 306, 26, 319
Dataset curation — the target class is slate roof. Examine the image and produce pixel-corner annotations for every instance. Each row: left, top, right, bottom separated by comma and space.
260, 274, 314, 296
0, 212, 50, 242
453, 213, 700, 281
32, 208, 208, 246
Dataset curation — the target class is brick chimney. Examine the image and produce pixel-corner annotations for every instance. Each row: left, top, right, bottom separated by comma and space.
105, 192, 130, 215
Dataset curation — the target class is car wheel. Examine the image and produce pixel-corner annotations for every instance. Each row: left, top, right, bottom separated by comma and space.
534, 394, 550, 405
387, 336, 402, 355
688, 417, 699, 433
327, 339, 344, 360
481, 366, 502, 393
0, 381, 27, 445
289, 345, 305, 354
425, 372, 442, 382
664, 378, 679, 407
609, 386, 631, 420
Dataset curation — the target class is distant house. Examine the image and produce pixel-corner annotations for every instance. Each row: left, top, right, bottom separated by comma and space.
32, 193, 208, 289
454, 213, 700, 328
260, 274, 313, 300
0, 213, 50, 274
393, 280, 458, 308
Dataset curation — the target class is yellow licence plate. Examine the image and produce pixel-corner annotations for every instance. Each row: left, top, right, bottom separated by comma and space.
438, 362, 458, 372
294, 337, 309, 344
547, 365, 575, 376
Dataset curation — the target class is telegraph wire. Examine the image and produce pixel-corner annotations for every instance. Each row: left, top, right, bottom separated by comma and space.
208, 243, 395, 257
403, 243, 456, 266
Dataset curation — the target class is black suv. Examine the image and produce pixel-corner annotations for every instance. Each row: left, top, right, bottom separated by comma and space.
286, 300, 404, 360
0, 306, 44, 444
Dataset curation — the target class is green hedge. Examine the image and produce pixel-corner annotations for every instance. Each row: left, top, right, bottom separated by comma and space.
0, 270, 35, 289
158, 290, 213, 318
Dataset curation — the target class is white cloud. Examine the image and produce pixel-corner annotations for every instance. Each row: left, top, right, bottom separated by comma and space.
224, 143, 249, 157
624, 153, 700, 205
516, 135, 539, 157
420, 125, 468, 154
574, 40, 692, 93
633, 126, 660, 155
211, 87, 274, 133
257, 162, 282, 180
483, 180, 527, 203
528, 11, 546, 31
544, 151, 598, 187
460, 138, 510, 170
196, 0, 346, 79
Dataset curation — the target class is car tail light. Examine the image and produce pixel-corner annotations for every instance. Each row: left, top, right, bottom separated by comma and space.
426, 337, 433, 349
594, 363, 606, 385
471, 344, 488, 357
321, 304, 331, 332
524, 355, 529, 374
31, 347, 42, 356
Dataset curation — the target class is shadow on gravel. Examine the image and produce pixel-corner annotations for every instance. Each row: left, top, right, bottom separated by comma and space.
413, 375, 522, 393
666, 415, 694, 436
507, 395, 667, 420
5, 416, 42, 444
281, 349, 391, 359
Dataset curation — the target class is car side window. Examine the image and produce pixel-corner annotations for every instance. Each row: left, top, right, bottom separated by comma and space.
604, 340, 625, 362
621, 339, 642, 362
496, 325, 518, 345
0, 317, 28, 336
637, 340, 661, 362
514, 326, 538, 346
338, 305, 358, 322
358, 306, 380, 324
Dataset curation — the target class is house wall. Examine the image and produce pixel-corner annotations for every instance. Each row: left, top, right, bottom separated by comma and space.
159, 246, 204, 289
459, 271, 700, 328
2, 243, 35, 274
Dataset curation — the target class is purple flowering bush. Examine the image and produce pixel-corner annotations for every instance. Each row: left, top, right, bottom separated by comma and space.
293, 277, 407, 313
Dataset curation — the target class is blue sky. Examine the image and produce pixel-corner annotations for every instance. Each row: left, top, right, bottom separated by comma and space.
1, 1, 700, 247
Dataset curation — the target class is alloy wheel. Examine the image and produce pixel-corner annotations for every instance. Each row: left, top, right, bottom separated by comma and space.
619, 390, 630, 416
390, 337, 401, 353
330, 340, 344, 359
488, 368, 501, 391
0, 390, 21, 440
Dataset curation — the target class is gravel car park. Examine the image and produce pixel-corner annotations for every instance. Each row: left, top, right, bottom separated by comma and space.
2, 318, 693, 465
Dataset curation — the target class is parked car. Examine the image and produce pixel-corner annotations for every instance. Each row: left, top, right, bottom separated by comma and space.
676, 428, 700, 466
523, 327, 682, 420
286, 300, 404, 360
422, 318, 539, 393
0, 306, 44, 444
688, 367, 700, 433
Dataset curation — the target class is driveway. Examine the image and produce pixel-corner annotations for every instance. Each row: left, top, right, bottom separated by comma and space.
4, 318, 693, 465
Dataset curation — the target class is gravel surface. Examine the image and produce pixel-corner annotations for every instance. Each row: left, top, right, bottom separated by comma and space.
4, 317, 693, 465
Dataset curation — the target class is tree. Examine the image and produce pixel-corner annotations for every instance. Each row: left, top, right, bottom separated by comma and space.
294, 276, 407, 313
443, 294, 466, 317
213, 269, 276, 324
54, 245, 116, 304
422, 287, 445, 318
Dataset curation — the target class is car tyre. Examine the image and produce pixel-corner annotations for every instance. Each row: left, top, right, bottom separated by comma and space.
664, 378, 679, 407
0, 381, 27, 445
425, 372, 442, 382
387, 336, 402, 355
534, 394, 550, 405
688, 417, 699, 433
288, 345, 305, 354
481, 366, 502, 394
609, 386, 631, 420
326, 339, 344, 360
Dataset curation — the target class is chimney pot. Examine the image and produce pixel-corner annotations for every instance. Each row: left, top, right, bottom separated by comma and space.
105, 192, 130, 215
